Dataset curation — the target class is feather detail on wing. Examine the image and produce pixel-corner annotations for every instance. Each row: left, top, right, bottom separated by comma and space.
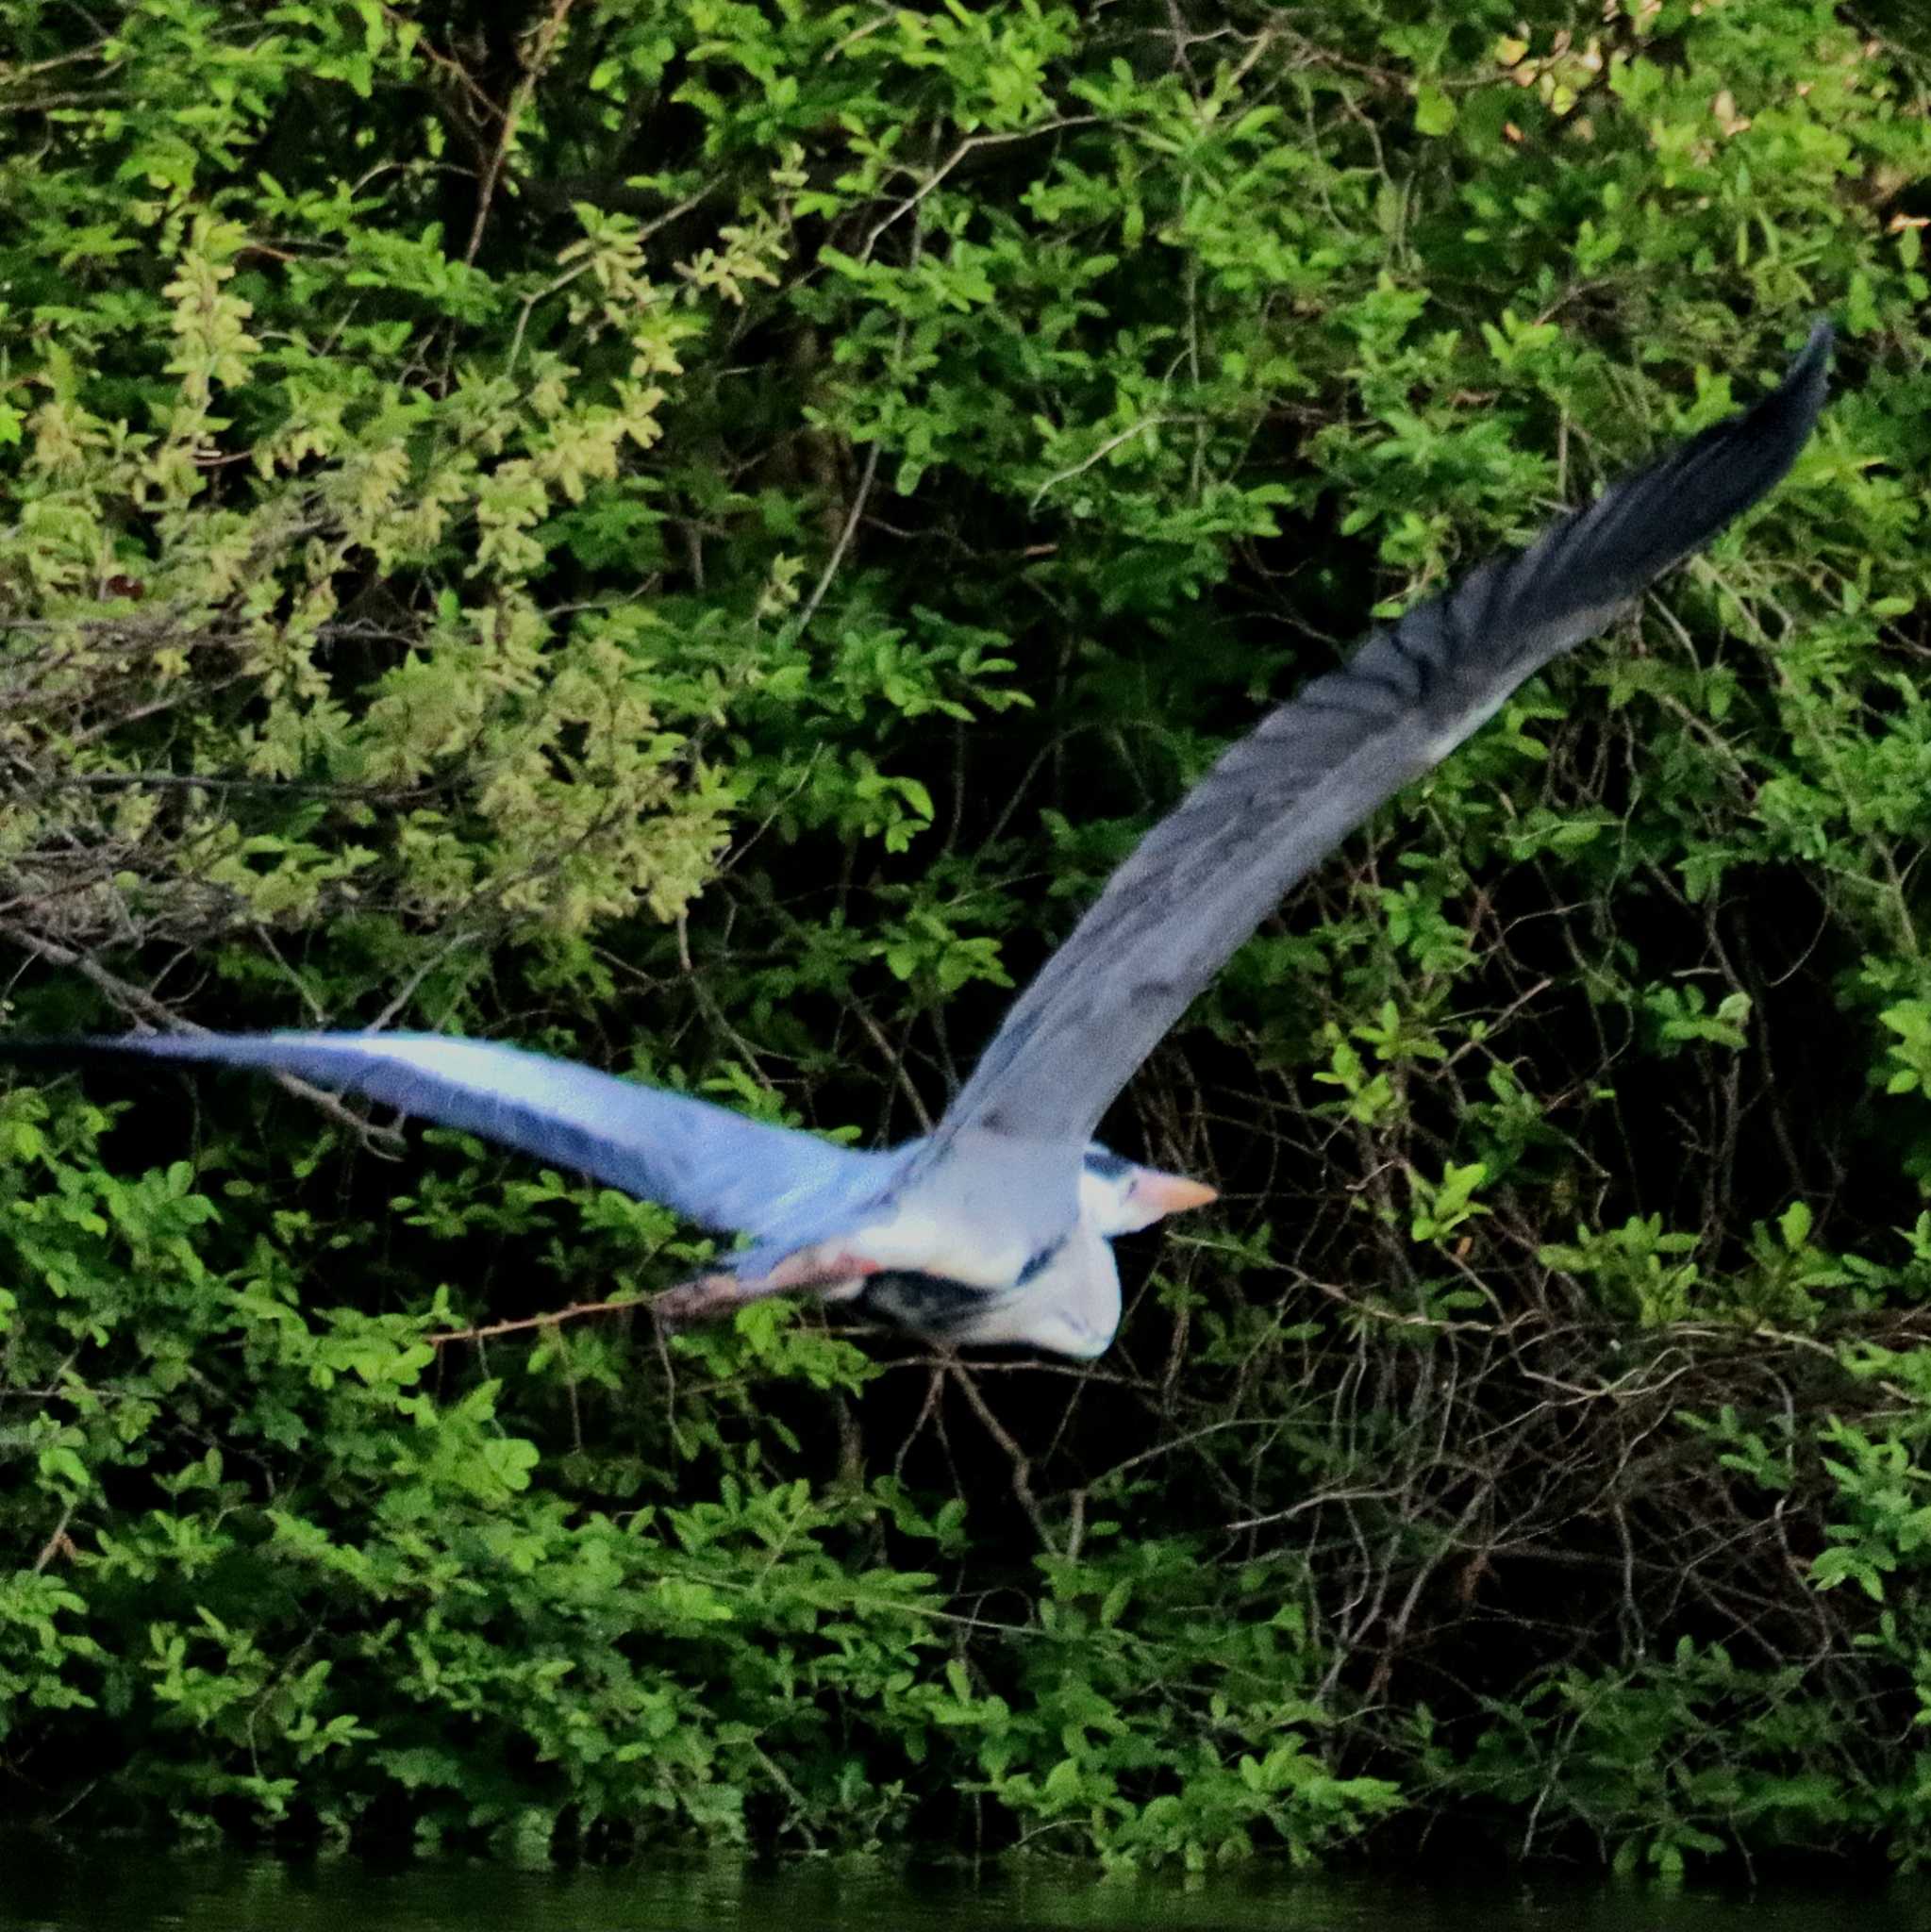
0, 1032, 895, 1244
935, 324, 1832, 1149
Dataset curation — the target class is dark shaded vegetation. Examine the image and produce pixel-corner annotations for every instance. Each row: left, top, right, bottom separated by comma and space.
5, 0, 1931, 1880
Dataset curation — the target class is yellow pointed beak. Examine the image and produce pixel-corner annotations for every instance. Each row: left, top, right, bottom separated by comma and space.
1130, 1171, 1219, 1218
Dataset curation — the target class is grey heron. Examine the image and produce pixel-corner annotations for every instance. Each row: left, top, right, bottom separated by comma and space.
3, 326, 1832, 1358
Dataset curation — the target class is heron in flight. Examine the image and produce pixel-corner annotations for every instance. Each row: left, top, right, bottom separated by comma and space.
6, 327, 1831, 1358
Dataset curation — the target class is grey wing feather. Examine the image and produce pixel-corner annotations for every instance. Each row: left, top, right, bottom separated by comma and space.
0, 1032, 895, 1244
938, 324, 1832, 1149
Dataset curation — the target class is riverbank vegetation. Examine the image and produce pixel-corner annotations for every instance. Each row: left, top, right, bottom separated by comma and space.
5, 0, 1931, 1880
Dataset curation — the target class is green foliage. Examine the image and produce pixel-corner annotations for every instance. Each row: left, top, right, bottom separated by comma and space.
962, 1543, 1400, 1869
6, 0, 1931, 1876
1432, 1640, 1874, 1880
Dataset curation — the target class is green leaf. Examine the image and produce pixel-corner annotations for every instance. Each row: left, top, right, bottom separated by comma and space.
1414, 85, 1457, 137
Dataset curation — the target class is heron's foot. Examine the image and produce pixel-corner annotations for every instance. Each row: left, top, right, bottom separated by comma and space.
652, 1271, 746, 1327
653, 1245, 883, 1328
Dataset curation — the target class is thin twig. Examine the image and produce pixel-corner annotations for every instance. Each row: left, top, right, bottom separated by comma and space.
428, 1292, 649, 1348
464, 0, 580, 267
796, 441, 880, 636
859, 117, 1102, 260
947, 1359, 1057, 1553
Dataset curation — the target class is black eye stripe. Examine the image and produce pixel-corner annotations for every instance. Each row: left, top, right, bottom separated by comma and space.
1081, 1148, 1132, 1181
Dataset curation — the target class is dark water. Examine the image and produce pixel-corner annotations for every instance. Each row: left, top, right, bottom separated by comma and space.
0, 1848, 1924, 1931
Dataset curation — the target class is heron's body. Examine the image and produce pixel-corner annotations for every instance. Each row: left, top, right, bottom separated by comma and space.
854, 1235, 1114, 1357
0, 326, 1833, 1358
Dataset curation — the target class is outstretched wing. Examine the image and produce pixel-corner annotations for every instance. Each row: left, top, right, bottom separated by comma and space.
0, 1032, 895, 1243
937, 324, 1832, 1150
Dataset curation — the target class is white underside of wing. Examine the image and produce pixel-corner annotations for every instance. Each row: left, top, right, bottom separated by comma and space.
841, 1197, 1035, 1291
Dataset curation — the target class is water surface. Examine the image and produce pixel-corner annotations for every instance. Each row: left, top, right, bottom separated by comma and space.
1, 1846, 1925, 1931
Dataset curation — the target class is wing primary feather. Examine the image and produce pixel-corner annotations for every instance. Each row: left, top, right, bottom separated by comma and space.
934, 323, 1832, 1149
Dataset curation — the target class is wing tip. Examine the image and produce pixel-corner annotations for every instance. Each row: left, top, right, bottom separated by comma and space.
1682, 314, 1833, 489
1562, 316, 1833, 594
0, 1034, 137, 1062
0, 1032, 221, 1077
1791, 315, 1836, 389
1753, 314, 1834, 459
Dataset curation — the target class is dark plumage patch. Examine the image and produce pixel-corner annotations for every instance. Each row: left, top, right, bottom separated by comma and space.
1081, 1147, 1131, 1180
1016, 1236, 1066, 1287
858, 1237, 1064, 1341
858, 1271, 988, 1338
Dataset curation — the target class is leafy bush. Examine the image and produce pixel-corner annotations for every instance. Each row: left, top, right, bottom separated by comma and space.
6, 0, 1931, 1874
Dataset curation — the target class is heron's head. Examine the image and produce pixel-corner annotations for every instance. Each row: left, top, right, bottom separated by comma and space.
1078, 1145, 1218, 1239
